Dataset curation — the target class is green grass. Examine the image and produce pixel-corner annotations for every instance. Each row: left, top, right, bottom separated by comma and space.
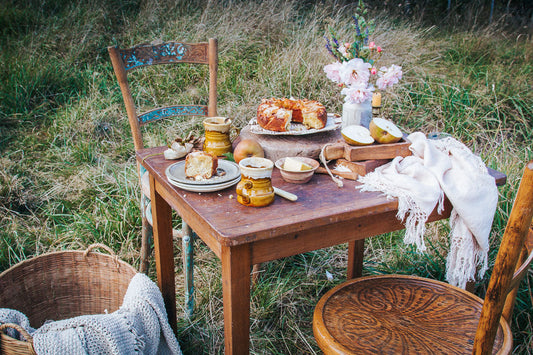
0, 0, 532, 353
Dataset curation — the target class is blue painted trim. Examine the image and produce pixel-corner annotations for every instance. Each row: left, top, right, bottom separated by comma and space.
122, 42, 187, 71
139, 105, 207, 125
140, 165, 147, 176
184, 232, 195, 318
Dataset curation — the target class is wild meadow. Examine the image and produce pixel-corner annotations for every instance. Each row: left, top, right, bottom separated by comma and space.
0, 0, 532, 353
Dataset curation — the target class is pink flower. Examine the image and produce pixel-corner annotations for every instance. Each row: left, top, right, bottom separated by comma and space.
376, 64, 403, 90
339, 58, 372, 86
369, 42, 376, 50
341, 83, 374, 104
323, 62, 343, 83
377, 46, 382, 53
371, 67, 377, 75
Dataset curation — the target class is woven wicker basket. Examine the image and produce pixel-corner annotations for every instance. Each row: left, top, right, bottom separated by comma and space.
0, 244, 137, 354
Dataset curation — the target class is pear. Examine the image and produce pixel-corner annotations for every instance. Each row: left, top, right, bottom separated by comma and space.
369, 118, 403, 144
341, 125, 374, 146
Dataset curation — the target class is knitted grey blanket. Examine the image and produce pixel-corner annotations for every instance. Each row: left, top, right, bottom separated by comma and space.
0, 273, 182, 354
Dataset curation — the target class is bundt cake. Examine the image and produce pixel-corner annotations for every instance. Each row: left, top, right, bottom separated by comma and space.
257, 98, 327, 132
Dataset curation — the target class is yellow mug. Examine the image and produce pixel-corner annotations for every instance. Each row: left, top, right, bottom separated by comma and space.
202, 117, 238, 157
236, 157, 275, 207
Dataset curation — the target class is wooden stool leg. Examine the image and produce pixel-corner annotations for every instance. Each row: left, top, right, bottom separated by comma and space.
182, 222, 195, 318
347, 239, 365, 279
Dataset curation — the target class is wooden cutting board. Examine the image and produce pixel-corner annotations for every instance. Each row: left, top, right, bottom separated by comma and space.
323, 136, 412, 161
316, 159, 390, 180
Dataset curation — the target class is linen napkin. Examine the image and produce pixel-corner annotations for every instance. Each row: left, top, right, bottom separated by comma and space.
358, 132, 498, 288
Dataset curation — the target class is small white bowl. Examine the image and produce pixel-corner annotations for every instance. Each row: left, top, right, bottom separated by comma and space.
275, 157, 319, 184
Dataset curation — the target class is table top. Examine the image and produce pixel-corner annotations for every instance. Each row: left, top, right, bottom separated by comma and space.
137, 146, 506, 249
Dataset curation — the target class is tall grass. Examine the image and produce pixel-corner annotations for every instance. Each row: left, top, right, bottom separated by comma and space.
0, 0, 532, 353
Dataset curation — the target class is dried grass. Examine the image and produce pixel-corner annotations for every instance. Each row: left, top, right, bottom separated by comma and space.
0, 0, 531, 353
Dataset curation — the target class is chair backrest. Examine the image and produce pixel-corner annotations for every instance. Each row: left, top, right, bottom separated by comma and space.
108, 38, 218, 151
474, 161, 533, 354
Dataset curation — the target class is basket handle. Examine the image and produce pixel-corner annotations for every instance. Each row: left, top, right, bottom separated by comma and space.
84, 243, 120, 267
0, 323, 36, 354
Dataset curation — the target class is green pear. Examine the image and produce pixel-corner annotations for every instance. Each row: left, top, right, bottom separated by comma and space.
369, 118, 402, 144
341, 125, 374, 146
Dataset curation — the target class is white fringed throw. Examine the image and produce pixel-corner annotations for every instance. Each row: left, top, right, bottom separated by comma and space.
358, 132, 498, 288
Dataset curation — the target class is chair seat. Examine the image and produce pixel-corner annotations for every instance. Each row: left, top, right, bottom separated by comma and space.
313, 275, 512, 354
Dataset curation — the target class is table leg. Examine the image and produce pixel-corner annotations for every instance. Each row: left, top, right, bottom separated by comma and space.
149, 174, 177, 333
221, 244, 251, 355
347, 239, 365, 279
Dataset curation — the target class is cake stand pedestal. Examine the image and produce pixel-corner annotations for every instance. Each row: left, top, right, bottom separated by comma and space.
236, 125, 342, 162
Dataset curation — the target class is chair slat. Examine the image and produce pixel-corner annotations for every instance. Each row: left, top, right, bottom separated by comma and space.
138, 105, 208, 125
474, 161, 533, 354
118, 42, 209, 71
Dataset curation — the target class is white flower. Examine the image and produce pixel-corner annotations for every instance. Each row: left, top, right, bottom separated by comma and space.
339, 58, 372, 87
341, 83, 374, 104
376, 64, 403, 90
338, 44, 348, 57
323, 62, 343, 84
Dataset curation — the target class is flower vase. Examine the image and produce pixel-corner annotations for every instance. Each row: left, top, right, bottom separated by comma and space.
342, 99, 372, 129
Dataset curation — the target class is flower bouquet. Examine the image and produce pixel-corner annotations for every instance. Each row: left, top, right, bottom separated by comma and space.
324, 1, 402, 127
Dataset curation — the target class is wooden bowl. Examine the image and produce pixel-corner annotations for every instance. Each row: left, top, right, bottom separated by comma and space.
275, 157, 319, 184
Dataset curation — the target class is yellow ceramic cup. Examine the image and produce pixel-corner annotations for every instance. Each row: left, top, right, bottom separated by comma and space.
203, 117, 237, 156
236, 157, 275, 207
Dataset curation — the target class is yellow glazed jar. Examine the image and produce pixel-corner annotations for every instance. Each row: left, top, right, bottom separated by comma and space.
203, 117, 236, 156
236, 157, 275, 207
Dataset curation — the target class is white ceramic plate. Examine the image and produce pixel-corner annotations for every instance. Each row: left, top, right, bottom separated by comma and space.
248, 113, 341, 136
165, 159, 240, 185
167, 175, 241, 192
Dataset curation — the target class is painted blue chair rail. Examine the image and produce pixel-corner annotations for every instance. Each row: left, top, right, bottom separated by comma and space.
118, 42, 209, 71
138, 105, 208, 125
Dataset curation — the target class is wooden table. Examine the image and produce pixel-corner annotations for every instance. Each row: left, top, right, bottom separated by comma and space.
137, 146, 506, 355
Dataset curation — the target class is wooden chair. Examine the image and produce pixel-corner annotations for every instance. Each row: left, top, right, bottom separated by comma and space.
313, 161, 533, 354
108, 39, 218, 316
